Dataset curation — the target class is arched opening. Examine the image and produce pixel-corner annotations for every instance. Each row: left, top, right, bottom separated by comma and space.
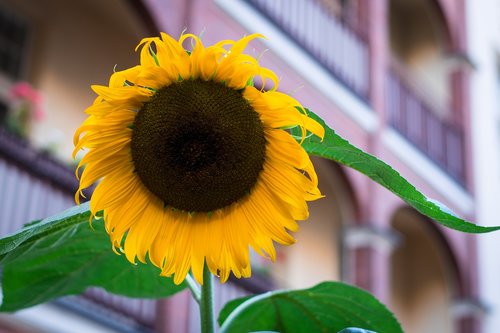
389, 0, 452, 117
390, 207, 459, 333
268, 157, 356, 289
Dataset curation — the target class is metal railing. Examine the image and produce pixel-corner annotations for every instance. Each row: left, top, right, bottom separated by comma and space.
386, 68, 465, 185
245, 0, 370, 100
0, 129, 76, 233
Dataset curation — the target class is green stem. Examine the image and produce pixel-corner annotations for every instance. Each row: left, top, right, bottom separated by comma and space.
185, 273, 201, 303
200, 262, 215, 333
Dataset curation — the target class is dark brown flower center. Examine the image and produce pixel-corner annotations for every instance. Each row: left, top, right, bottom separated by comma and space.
131, 79, 266, 212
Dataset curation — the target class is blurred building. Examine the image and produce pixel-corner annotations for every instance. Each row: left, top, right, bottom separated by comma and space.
0, 0, 489, 332
467, 1, 500, 333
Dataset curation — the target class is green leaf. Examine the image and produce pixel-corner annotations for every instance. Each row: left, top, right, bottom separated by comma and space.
301, 110, 500, 233
218, 282, 402, 333
0, 203, 185, 311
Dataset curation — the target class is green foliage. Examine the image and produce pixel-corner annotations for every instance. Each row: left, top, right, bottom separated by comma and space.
0, 203, 185, 311
301, 110, 499, 233
218, 282, 402, 333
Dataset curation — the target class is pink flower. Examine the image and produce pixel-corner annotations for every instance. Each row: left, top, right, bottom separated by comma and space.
32, 105, 45, 121
10, 82, 34, 100
9, 82, 45, 122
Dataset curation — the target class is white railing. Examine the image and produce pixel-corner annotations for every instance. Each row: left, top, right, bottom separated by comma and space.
247, 0, 370, 100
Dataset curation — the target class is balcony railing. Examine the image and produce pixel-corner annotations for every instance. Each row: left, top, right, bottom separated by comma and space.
0, 129, 77, 233
0, 129, 269, 332
245, 0, 370, 100
386, 67, 466, 186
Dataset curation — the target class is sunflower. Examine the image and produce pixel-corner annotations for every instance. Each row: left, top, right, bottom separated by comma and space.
73, 33, 324, 285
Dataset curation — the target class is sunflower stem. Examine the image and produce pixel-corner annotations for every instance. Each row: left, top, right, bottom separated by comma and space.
200, 262, 215, 333
185, 273, 201, 303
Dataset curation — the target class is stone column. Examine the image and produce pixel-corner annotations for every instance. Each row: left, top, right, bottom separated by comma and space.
343, 224, 400, 304
452, 298, 487, 333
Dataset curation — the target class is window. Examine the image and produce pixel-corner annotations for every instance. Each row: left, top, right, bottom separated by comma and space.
0, 5, 28, 79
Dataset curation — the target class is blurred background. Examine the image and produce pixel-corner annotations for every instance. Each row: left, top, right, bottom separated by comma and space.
0, 0, 499, 332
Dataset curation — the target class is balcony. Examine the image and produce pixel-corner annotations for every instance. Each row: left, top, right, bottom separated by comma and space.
0, 129, 268, 332
245, 0, 370, 100
386, 64, 465, 186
